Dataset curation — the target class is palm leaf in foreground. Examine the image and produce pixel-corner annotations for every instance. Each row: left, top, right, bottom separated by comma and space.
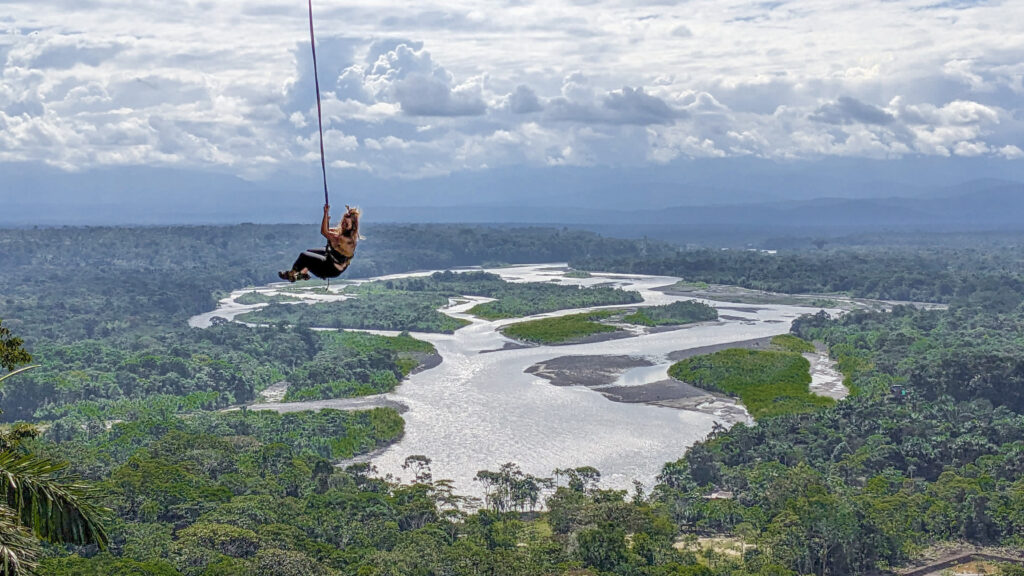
0, 450, 109, 550
0, 504, 40, 576
0, 366, 38, 387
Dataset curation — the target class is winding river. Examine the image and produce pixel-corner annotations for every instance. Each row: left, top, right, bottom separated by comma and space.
193, 264, 842, 498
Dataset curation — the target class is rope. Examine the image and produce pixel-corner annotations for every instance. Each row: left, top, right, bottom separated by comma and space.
307, 0, 329, 206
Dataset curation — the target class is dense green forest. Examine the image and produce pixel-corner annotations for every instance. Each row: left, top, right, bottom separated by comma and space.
0, 323, 436, 422
1, 225, 1023, 575
656, 299, 1024, 574
0, 225, 651, 343
574, 245, 1024, 304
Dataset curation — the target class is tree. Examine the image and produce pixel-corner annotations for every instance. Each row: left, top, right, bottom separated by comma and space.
475, 463, 552, 513
554, 466, 601, 494
577, 523, 628, 571
0, 323, 109, 574
0, 320, 36, 386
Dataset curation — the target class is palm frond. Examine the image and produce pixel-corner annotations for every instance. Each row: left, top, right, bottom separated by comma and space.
0, 451, 109, 549
0, 503, 40, 576
0, 366, 38, 387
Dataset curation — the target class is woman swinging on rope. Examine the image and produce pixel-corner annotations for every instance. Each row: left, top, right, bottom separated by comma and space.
278, 1, 361, 283
279, 204, 360, 282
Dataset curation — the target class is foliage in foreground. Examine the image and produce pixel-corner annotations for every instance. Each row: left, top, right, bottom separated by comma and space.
0, 325, 110, 575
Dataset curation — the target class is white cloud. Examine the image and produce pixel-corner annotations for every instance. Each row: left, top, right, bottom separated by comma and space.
506, 85, 542, 114
811, 97, 895, 126
0, 0, 1021, 181
953, 140, 989, 157
998, 145, 1024, 160
944, 59, 991, 92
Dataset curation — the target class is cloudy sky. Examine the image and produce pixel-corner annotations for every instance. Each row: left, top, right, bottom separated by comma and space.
2, 0, 1023, 219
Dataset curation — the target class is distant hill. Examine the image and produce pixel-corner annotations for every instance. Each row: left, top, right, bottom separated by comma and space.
374, 180, 1024, 236
628, 180, 1024, 230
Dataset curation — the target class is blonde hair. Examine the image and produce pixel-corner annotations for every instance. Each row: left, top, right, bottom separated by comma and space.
331, 205, 363, 239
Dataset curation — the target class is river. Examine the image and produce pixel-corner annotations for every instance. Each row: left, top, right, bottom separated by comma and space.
195, 264, 841, 498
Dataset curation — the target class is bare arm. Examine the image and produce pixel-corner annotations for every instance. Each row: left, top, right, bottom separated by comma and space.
320, 204, 333, 239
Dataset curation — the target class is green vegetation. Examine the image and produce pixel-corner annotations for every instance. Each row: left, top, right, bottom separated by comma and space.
770, 333, 815, 354
564, 270, 592, 278
33, 409, 409, 576
657, 287, 1024, 575
3, 225, 1024, 575
575, 244, 1024, 304
0, 328, 109, 575
238, 292, 471, 333
500, 311, 619, 344
0, 323, 436, 420
499, 300, 717, 345
468, 285, 640, 319
47, 408, 404, 471
240, 270, 642, 330
621, 300, 718, 326
0, 225, 651, 343
669, 348, 834, 419
234, 292, 300, 305
369, 270, 642, 320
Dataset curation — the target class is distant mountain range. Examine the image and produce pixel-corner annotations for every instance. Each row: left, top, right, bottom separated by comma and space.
2, 158, 1022, 241
374, 180, 1024, 233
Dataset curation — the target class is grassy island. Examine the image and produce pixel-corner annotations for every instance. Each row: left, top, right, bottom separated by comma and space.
500, 311, 619, 344
563, 270, 593, 278
465, 283, 642, 320
500, 300, 719, 344
770, 333, 816, 353
668, 346, 834, 419
621, 300, 718, 326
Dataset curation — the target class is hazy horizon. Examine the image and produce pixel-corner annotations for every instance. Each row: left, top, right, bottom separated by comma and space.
3, 0, 1023, 227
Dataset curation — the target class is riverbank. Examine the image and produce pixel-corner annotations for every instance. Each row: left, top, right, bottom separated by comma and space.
655, 281, 949, 312
524, 338, 778, 424
524, 336, 848, 424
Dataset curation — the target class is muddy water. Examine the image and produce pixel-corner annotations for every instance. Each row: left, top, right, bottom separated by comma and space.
192, 264, 839, 498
